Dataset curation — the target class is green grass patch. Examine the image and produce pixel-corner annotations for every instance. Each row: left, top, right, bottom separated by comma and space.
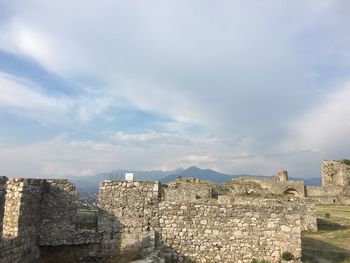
302, 205, 350, 263
76, 208, 98, 230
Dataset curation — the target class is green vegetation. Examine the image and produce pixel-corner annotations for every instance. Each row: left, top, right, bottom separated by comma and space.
302, 205, 350, 263
75, 208, 98, 230
340, 159, 350, 166
281, 251, 294, 261
250, 259, 271, 263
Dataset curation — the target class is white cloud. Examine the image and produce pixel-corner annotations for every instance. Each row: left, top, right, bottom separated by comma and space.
0, 71, 115, 125
2, 0, 345, 133
0, 1, 349, 178
0, 72, 72, 124
281, 81, 350, 157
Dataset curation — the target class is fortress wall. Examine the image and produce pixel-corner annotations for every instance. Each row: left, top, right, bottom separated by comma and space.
322, 161, 350, 187
263, 180, 305, 197
0, 176, 8, 237
39, 179, 99, 246
98, 180, 160, 255
158, 202, 302, 263
218, 196, 317, 232
295, 202, 318, 232
163, 180, 212, 203
305, 185, 343, 197
0, 179, 44, 263
241, 178, 305, 197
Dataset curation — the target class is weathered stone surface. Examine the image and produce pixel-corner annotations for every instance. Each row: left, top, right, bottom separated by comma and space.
305, 160, 350, 204
158, 202, 301, 263
1, 178, 43, 263
163, 178, 212, 203
0, 178, 306, 263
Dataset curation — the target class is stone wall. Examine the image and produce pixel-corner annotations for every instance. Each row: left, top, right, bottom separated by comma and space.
322, 160, 350, 187
295, 201, 317, 232
0, 178, 100, 263
305, 185, 343, 197
276, 170, 288, 182
0, 178, 307, 263
99, 180, 304, 262
236, 178, 305, 197
158, 202, 302, 263
39, 179, 99, 246
0, 179, 44, 263
0, 176, 7, 237
217, 195, 317, 232
98, 180, 160, 256
163, 178, 213, 203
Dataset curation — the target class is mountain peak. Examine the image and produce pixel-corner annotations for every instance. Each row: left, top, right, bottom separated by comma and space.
186, 166, 202, 171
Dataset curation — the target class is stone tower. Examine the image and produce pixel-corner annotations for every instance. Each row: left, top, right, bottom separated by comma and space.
276, 170, 288, 182
322, 160, 350, 187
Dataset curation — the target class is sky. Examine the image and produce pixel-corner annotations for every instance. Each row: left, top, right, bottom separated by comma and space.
0, 0, 350, 179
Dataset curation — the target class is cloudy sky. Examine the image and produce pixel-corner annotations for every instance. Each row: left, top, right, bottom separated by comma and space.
0, 0, 349, 179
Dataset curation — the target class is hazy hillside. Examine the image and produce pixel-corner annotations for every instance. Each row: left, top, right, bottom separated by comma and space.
159, 166, 242, 184
66, 166, 322, 193
69, 168, 184, 193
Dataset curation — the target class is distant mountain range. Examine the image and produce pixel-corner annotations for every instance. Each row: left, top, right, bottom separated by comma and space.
68, 168, 184, 193
64, 166, 321, 193
159, 166, 244, 183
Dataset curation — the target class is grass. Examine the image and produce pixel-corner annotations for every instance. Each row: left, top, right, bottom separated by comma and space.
75, 208, 98, 230
302, 205, 350, 263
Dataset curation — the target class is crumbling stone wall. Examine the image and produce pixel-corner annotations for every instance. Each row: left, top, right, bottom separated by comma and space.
0, 179, 44, 263
0, 176, 7, 238
276, 170, 288, 182
217, 195, 317, 232
163, 178, 213, 203
98, 180, 160, 255
39, 179, 99, 246
158, 202, 302, 263
99, 180, 304, 262
322, 160, 350, 187
233, 177, 305, 198
0, 177, 307, 263
0, 179, 100, 263
306, 185, 343, 197
304, 160, 350, 204
294, 201, 317, 232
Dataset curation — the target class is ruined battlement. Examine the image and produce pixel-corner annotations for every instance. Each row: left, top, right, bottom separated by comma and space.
322, 160, 350, 187
0, 177, 307, 263
163, 178, 213, 203
3, 160, 350, 262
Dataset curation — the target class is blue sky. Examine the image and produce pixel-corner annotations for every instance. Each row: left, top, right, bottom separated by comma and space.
0, 0, 350, 178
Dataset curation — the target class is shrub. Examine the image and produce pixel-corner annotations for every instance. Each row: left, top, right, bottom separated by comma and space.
250, 259, 271, 263
282, 251, 295, 261
340, 159, 350, 166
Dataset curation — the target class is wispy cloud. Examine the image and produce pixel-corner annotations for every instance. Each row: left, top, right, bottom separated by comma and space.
0, 71, 115, 125
0, 1, 349, 178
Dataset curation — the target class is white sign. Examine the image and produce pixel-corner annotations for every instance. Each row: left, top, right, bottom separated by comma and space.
125, 172, 134, 181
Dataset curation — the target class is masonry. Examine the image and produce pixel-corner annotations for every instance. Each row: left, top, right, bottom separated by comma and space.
0, 177, 308, 263
305, 160, 350, 204
0, 178, 100, 263
158, 202, 301, 262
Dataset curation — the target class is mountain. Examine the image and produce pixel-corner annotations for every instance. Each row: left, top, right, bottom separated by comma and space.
288, 176, 322, 186
159, 166, 242, 184
65, 166, 321, 193
303, 177, 322, 186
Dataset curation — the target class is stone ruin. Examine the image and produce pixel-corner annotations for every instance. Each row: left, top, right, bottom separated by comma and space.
223, 160, 350, 205
305, 160, 350, 204
2, 159, 349, 263
0, 175, 310, 263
